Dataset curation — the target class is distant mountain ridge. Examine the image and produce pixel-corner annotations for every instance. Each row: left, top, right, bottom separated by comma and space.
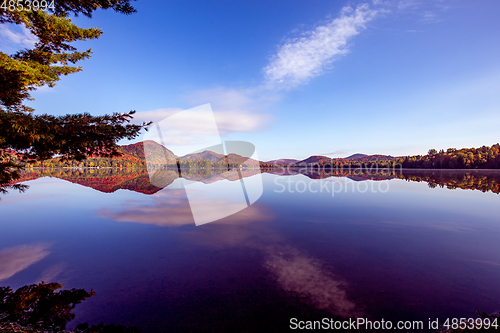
265, 153, 401, 166
23, 139, 401, 168
345, 153, 367, 159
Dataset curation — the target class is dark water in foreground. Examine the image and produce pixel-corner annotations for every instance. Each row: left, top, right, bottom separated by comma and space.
1, 168, 500, 332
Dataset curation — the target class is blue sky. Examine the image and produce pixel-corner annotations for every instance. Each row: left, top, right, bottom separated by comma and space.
2, 0, 500, 160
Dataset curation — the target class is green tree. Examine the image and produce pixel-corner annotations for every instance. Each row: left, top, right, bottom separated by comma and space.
1, 0, 151, 193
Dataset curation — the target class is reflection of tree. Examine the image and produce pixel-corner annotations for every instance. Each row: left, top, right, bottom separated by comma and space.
266, 168, 500, 194
0, 282, 93, 331
0, 282, 141, 333
400, 171, 500, 194
13, 168, 165, 195
8, 167, 262, 196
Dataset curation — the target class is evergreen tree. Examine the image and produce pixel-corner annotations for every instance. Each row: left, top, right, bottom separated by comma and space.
1, 0, 150, 193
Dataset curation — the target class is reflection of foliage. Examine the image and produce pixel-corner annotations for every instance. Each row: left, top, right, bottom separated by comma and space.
0, 283, 142, 333
399, 172, 500, 194
0, 282, 94, 331
148, 170, 179, 188
266, 168, 500, 194
15, 168, 164, 195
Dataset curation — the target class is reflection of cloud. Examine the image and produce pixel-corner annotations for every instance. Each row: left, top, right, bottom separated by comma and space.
0, 193, 61, 205
465, 259, 500, 267
264, 246, 360, 318
98, 189, 271, 227
38, 263, 66, 283
0, 244, 50, 281
378, 220, 474, 233
98, 189, 193, 227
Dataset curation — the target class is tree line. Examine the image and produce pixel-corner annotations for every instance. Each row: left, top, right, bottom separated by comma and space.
402, 144, 500, 169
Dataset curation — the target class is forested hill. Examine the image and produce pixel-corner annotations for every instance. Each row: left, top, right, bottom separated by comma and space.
402, 144, 500, 169
264, 144, 500, 170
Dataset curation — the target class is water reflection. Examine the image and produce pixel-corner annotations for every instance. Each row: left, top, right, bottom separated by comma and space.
0, 244, 50, 282
14, 167, 500, 195
3, 167, 500, 331
263, 245, 361, 318
97, 183, 359, 318
98, 188, 272, 228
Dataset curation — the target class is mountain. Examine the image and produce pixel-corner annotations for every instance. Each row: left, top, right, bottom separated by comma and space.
263, 154, 401, 166
226, 153, 260, 167
179, 150, 225, 162
345, 153, 367, 159
299, 155, 338, 164
178, 150, 260, 167
119, 140, 177, 164
345, 154, 400, 162
265, 159, 300, 165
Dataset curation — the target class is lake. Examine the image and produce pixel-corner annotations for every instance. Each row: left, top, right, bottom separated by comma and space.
1, 168, 500, 332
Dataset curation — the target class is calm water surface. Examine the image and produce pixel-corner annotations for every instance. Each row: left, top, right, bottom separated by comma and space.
1, 169, 500, 332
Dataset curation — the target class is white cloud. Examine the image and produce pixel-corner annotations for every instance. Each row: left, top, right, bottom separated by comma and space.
0, 244, 50, 281
397, 0, 422, 10
134, 107, 270, 138
0, 24, 37, 50
323, 149, 349, 157
186, 87, 274, 135
264, 4, 377, 89
132, 87, 272, 155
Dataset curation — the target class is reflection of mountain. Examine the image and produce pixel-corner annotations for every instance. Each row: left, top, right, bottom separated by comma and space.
16, 167, 500, 195
266, 159, 300, 165
15, 168, 262, 195
181, 168, 262, 184
16, 169, 166, 194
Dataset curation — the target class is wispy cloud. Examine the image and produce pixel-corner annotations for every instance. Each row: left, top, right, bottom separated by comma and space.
264, 4, 378, 89
134, 105, 270, 152
186, 87, 274, 135
134, 88, 272, 138
0, 24, 37, 50
323, 149, 349, 156
421, 11, 442, 23
134, 4, 380, 144
376, 0, 449, 24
